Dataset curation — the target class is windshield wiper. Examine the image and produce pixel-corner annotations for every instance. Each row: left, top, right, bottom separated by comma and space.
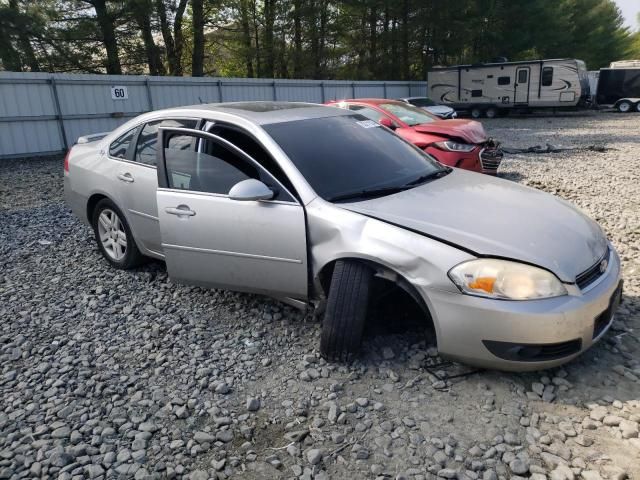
327, 185, 410, 203
403, 168, 451, 187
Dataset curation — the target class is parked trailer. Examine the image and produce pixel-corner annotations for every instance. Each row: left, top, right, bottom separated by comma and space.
595, 62, 640, 113
428, 59, 590, 118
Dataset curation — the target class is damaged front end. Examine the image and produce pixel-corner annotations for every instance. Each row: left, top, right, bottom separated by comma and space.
479, 137, 504, 175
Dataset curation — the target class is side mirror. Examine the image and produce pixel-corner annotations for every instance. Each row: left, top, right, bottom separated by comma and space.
228, 179, 274, 201
379, 117, 396, 130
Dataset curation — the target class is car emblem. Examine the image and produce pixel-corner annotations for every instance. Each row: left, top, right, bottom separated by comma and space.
599, 259, 608, 273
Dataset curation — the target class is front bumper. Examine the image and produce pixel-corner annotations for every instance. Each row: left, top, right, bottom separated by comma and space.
423, 246, 622, 371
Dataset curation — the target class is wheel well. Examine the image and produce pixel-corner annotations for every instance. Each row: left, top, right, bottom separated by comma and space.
86, 194, 108, 223
317, 258, 436, 340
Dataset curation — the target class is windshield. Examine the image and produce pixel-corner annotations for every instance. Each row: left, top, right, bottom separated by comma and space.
408, 97, 437, 107
379, 103, 437, 126
263, 115, 444, 202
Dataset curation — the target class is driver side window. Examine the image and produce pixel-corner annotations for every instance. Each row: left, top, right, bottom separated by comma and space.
164, 133, 294, 202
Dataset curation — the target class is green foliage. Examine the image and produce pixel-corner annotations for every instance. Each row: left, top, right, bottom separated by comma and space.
0, 0, 634, 76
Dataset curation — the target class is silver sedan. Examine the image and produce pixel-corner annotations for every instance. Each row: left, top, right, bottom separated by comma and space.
64, 102, 622, 370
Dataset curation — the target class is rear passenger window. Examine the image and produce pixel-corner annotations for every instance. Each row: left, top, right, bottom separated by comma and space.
497, 76, 511, 85
109, 128, 136, 159
135, 119, 197, 166
541, 67, 554, 87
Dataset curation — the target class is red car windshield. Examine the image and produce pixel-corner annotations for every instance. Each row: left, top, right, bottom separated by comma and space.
379, 103, 437, 126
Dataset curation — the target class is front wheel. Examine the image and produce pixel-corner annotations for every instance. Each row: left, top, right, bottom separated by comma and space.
92, 198, 143, 269
617, 100, 632, 113
636, 102, 640, 112
320, 260, 373, 362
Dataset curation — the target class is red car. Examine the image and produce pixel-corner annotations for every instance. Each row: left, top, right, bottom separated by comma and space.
327, 98, 503, 174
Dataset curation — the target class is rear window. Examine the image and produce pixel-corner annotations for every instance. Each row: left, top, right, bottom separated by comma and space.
109, 128, 136, 159
497, 76, 511, 85
263, 115, 443, 201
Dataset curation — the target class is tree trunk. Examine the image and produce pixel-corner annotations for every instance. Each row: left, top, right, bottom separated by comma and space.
263, 0, 275, 77
293, 0, 303, 77
369, 3, 377, 78
173, 0, 188, 75
401, 0, 409, 80
9, 0, 39, 71
87, 0, 121, 74
252, 0, 261, 76
191, 0, 204, 76
239, 0, 254, 77
133, 0, 164, 75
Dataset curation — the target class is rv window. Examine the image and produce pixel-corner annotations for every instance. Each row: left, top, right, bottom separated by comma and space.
471, 90, 483, 97
497, 76, 511, 85
517, 69, 528, 84
542, 67, 553, 86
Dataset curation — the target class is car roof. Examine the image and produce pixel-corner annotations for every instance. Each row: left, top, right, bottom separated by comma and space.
164, 101, 351, 125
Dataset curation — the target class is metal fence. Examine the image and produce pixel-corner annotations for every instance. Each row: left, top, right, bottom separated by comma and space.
0, 72, 427, 158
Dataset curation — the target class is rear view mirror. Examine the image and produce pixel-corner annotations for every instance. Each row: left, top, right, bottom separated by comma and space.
379, 117, 396, 130
228, 179, 274, 201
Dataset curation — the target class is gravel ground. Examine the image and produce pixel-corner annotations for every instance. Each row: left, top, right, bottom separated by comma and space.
1, 112, 639, 480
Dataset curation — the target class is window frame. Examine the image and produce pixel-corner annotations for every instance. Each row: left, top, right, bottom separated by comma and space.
107, 117, 201, 168
133, 118, 199, 167
201, 120, 300, 201
158, 127, 299, 205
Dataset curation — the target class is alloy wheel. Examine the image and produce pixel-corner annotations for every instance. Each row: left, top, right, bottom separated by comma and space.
97, 208, 127, 261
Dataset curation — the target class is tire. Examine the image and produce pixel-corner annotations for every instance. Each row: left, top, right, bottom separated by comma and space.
320, 260, 373, 362
636, 102, 640, 112
92, 198, 143, 269
485, 107, 498, 118
617, 100, 632, 113
470, 107, 483, 119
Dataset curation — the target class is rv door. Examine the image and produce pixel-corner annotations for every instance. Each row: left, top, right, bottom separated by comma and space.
514, 67, 530, 104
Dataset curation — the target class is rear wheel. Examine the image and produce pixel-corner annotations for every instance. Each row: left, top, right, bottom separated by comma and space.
92, 198, 143, 269
320, 260, 373, 362
636, 102, 640, 112
485, 107, 498, 119
617, 100, 632, 113
470, 107, 483, 119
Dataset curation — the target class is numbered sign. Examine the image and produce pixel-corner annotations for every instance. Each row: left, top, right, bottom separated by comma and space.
110, 86, 128, 100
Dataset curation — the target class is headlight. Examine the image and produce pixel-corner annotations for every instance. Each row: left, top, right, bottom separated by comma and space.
434, 140, 475, 152
448, 259, 567, 300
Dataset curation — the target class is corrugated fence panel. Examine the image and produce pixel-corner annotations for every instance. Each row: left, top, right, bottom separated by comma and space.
0, 72, 427, 158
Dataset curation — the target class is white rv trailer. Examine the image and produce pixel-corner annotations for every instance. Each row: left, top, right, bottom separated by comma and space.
428, 59, 591, 118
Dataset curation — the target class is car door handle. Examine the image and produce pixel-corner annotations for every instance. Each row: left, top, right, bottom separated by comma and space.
165, 205, 196, 217
117, 173, 134, 183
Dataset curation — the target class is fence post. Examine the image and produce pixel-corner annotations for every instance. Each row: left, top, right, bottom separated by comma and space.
145, 77, 154, 111
351, 82, 356, 99
218, 79, 224, 102
321, 81, 326, 103
273, 80, 277, 101
383, 81, 388, 99
49, 76, 68, 151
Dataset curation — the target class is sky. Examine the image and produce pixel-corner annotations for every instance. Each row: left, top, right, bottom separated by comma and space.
615, 0, 640, 30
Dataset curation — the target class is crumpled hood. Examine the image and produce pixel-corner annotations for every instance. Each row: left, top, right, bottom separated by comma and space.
413, 119, 487, 144
342, 169, 607, 282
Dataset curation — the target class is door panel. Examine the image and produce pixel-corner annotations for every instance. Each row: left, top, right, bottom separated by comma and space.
515, 67, 530, 104
156, 127, 308, 299
114, 163, 162, 254
157, 190, 307, 297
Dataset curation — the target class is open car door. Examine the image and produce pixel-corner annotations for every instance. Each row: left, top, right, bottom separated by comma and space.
155, 127, 308, 299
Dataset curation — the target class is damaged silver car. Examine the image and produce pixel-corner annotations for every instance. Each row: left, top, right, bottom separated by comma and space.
64, 102, 622, 371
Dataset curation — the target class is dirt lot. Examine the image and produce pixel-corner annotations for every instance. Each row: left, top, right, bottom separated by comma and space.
0, 112, 639, 480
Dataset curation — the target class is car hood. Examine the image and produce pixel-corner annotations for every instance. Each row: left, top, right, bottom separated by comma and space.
413, 119, 487, 144
424, 105, 454, 115
341, 169, 607, 282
